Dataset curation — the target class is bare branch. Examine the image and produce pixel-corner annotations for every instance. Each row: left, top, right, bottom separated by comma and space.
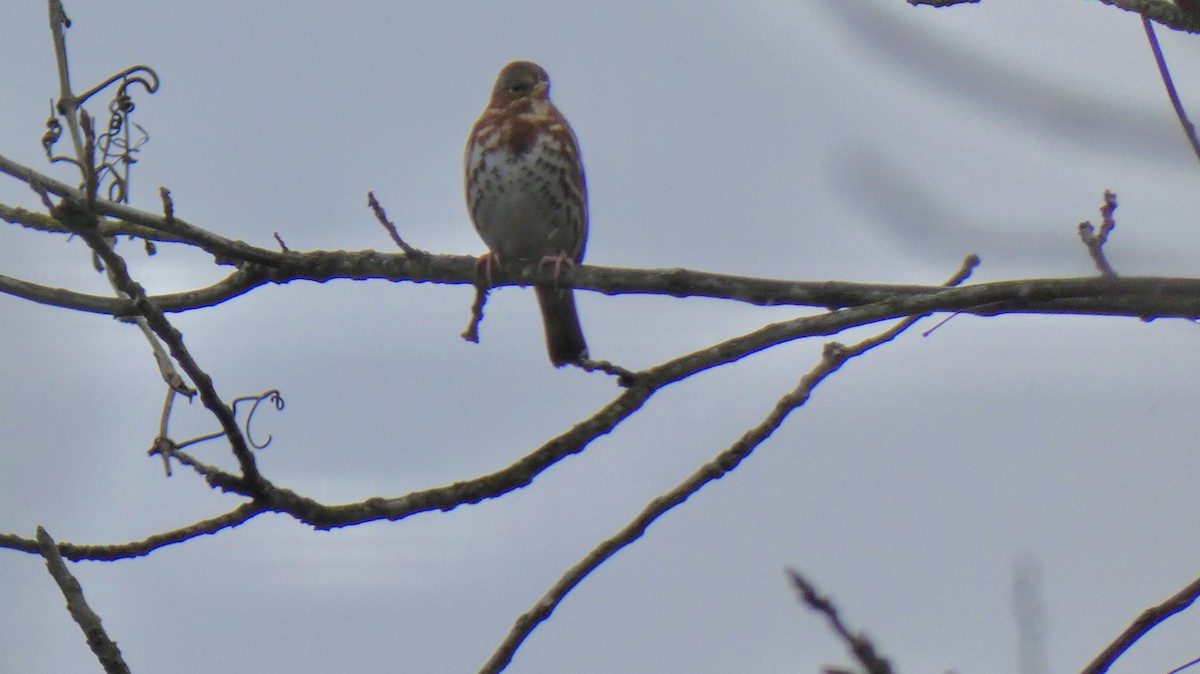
367, 191, 424, 256
575, 355, 638, 384
461, 284, 488, 342
159, 185, 174, 222
5, 236, 1200, 320
1078, 191, 1119, 278
36, 527, 132, 674
788, 568, 895, 674
1167, 655, 1200, 674
0, 200, 188, 242
1141, 16, 1200, 165
1, 504, 267, 561
1081, 574, 1200, 674
0, 266, 264, 315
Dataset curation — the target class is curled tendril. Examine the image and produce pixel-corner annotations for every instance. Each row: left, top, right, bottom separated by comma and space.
76, 65, 159, 108
166, 389, 285, 455
42, 66, 159, 207
95, 101, 150, 205
231, 390, 286, 450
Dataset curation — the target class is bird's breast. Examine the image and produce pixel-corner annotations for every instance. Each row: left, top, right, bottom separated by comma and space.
465, 130, 586, 262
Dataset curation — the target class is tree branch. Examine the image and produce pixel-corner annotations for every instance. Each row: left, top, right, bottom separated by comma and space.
5, 242, 1200, 321
1141, 15, 1200, 164
1081, 573, 1200, 674
36, 526, 132, 674
2, 503, 267, 560
788, 568, 895, 674
0, 201, 186, 243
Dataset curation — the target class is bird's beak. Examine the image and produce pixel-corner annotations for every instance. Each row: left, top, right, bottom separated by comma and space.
532, 82, 549, 99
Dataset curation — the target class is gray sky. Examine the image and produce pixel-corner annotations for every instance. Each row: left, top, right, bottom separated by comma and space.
4, 1, 1200, 672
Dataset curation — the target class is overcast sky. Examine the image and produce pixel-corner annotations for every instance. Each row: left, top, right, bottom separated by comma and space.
4, 1, 1200, 673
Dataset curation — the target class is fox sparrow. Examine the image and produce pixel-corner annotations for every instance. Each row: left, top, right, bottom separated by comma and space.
465, 61, 589, 367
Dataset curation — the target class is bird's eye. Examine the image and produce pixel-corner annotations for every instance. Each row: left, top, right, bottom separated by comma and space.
508, 83, 529, 94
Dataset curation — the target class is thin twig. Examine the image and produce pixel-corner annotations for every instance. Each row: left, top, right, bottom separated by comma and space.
1142, 16, 1200, 165
367, 190, 423, 256
147, 441, 235, 483
576, 356, 638, 385
36, 527, 132, 674
1078, 191, 1119, 278
159, 185, 174, 223
1167, 655, 1200, 674
461, 284, 488, 342
787, 569, 894, 674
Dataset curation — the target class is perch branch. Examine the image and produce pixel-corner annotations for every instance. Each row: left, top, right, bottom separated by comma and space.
5, 240, 1200, 320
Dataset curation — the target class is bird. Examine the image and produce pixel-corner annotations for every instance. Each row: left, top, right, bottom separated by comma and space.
465, 60, 589, 367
